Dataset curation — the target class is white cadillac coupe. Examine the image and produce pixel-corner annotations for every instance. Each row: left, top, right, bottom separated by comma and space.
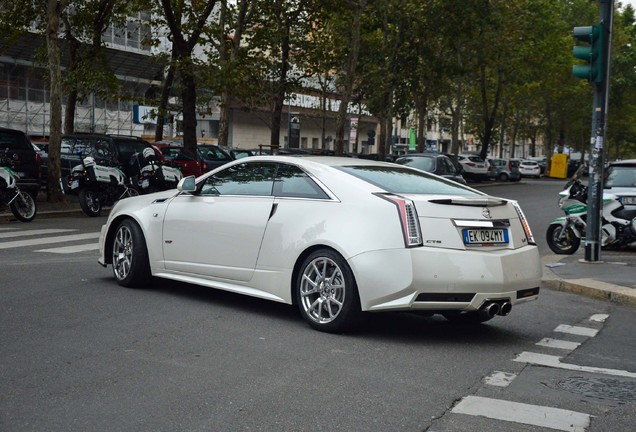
98, 156, 541, 333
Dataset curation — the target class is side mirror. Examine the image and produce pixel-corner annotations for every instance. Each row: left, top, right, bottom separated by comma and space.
177, 176, 196, 192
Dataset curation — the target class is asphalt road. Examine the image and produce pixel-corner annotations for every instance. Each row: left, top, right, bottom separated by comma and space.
1, 180, 635, 432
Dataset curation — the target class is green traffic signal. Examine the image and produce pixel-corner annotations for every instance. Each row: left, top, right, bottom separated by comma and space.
572, 23, 604, 83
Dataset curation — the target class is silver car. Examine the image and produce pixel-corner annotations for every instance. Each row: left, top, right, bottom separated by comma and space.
605, 159, 636, 209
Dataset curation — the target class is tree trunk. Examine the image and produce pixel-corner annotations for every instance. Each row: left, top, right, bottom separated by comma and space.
415, 94, 427, 153
269, 19, 290, 149
334, 0, 366, 155
155, 56, 176, 142
180, 56, 198, 153
45, 0, 67, 203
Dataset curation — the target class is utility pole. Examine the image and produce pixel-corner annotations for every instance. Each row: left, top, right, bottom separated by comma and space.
571, 0, 614, 262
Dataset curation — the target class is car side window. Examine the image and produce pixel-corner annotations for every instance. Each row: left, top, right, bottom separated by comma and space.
200, 162, 277, 196
273, 164, 330, 199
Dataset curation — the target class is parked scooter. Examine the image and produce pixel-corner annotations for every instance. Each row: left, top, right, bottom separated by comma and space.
546, 166, 636, 254
61, 155, 138, 217
0, 148, 37, 222
128, 147, 183, 194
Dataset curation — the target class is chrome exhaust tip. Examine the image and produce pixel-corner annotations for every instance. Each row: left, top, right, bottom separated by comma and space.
479, 302, 500, 319
498, 302, 512, 316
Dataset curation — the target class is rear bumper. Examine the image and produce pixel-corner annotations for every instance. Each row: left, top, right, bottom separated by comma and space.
348, 245, 541, 312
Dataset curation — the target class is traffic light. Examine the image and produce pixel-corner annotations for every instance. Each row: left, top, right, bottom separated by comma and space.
572, 23, 604, 83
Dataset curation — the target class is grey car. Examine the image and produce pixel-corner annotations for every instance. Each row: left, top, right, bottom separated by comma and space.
487, 158, 521, 182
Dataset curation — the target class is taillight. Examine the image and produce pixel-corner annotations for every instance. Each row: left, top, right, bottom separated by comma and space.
376, 194, 423, 248
512, 201, 536, 245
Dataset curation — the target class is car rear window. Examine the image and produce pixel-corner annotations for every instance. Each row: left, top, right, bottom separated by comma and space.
0, 130, 32, 150
394, 156, 435, 172
337, 165, 479, 195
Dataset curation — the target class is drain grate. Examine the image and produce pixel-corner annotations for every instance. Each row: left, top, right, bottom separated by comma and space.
558, 376, 636, 402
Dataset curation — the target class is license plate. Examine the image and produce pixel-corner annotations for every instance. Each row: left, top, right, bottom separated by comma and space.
463, 228, 509, 246
622, 196, 636, 205
69, 179, 79, 189
17, 171, 27, 178
141, 179, 149, 189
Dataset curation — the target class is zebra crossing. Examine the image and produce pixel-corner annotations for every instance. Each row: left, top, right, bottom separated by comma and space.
0, 226, 100, 253
433, 313, 628, 432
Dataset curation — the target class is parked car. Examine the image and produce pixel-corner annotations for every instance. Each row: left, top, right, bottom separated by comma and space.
457, 154, 489, 181
59, 133, 155, 179
394, 153, 467, 184
518, 160, 541, 178
155, 144, 207, 177
604, 159, 636, 209
197, 144, 234, 171
98, 156, 541, 333
0, 127, 42, 197
487, 158, 521, 182
227, 148, 255, 159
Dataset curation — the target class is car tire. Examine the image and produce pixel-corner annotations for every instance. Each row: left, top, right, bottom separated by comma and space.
498, 173, 509, 182
295, 249, 362, 333
78, 188, 102, 217
111, 219, 151, 288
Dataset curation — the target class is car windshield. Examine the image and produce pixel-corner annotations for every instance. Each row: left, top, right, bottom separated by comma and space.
606, 166, 636, 188
337, 165, 478, 195
394, 156, 435, 172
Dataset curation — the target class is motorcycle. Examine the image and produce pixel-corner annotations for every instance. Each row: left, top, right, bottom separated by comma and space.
546, 166, 636, 254
128, 147, 183, 194
0, 148, 37, 222
61, 155, 138, 217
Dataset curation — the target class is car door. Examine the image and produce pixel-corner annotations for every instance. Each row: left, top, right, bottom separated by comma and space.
162, 161, 277, 281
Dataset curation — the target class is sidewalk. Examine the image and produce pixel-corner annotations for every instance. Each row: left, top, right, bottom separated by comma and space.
3, 194, 635, 309
542, 250, 636, 307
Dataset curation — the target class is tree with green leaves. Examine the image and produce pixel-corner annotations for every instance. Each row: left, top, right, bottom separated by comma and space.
156, 0, 218, 153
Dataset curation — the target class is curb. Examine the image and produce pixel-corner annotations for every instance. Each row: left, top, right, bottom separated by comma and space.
541, 254, 636, 308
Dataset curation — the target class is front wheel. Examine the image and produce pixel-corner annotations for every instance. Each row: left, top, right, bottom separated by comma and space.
10, 190, 37, 222
546, 224, 580, 255
295, 249, 362, 333
78, 188, 101, 217
111, 219, 151, 287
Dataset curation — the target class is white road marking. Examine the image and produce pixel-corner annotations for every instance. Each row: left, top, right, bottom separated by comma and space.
0, 232, 100, 250
589, 314, 609, 322
514, 352, 636, 378
452, 395, 591, 432
0, 228, 76, 239
536, 338, 581, 351
554, 324, 599, 337
483, 371, 516, 387
35, 243, 99, 254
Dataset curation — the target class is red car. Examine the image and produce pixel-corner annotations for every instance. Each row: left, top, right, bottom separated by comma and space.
154, 144, 207, 177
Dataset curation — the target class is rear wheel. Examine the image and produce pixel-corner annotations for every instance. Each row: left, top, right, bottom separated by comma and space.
296, 249, 362, 333
111, 219, 151, 287
498, 173, 509, 182
546, 224, 580, 254
10, 190, 37, 222
79, 188, 101, 217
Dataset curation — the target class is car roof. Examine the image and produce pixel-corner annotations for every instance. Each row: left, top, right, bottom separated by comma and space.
608, 159, 636, 166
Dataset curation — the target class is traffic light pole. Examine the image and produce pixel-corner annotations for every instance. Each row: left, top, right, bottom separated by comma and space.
584, 0, 614, 262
